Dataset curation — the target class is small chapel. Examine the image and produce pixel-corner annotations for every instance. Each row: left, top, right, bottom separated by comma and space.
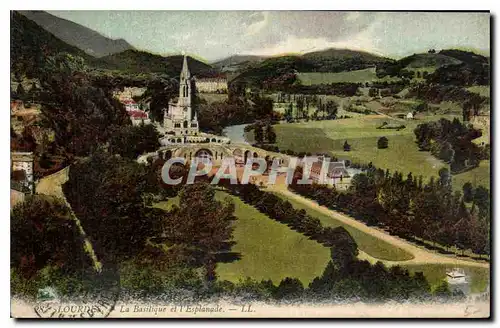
163, 55, 200, 136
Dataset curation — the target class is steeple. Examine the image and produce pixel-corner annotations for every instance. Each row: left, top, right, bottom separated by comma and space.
180, 55, 190, 81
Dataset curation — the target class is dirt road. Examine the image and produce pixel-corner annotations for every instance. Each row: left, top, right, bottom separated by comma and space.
270, 186, 489, 269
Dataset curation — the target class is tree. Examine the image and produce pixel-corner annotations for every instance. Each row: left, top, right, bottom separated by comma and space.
462, 182, 474, 203
368, 88, 379, 97
274, 277, 304, 299
343, 140, 351, 151
11, 195, 89, 278
37, 53, 129, 157
63, 150, 162, 264
265, 124, 277, 144
109, 124, 161, 159
377, 136, 389, 149
162, 182, 236, 283
438, 168, 451, 189
325, 100, 338, 119
140, 78, 178, 122
254, 125, 264, 144
16, 83, 26, 100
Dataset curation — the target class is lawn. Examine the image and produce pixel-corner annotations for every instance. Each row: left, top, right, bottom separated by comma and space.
199, 93, 228, 104
401, 264, 490, 293
452, 161, 491, 191
272, 115, 490, 190
274, 116, 447, 179
271, 192, 414, 262
296, 68, 401, 85
467, 85, 490, 98
154, 191, 331, 285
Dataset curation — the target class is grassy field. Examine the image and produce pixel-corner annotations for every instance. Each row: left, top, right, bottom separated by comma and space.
402, 264, 490, 293
154, 191, 331, 285
274, 116, 446, 179
296, 68, 401, 85
199, 93, 228, 104
452, 161, 491, 191
272, 192, 414, 262
467, 85, 490, 98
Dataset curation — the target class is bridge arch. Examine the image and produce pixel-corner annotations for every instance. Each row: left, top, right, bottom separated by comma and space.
195, 148, 213, 164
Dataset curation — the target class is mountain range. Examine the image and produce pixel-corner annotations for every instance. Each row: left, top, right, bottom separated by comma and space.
11, 10, 489, 84
18, 10, 134, 58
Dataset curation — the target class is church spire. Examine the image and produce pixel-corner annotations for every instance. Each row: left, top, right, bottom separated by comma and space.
180, 55, 190, 80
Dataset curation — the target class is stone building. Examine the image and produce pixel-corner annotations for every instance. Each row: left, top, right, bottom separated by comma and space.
11, 152, 34, 194
163, 56, 200, 136
194, 77, 228, 94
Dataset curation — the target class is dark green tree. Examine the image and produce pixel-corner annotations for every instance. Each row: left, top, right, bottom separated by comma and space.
254, 125, 264, 144
109, 124, 161, 159
377, 136, 389, 149
11, 195, 89, 278
63, 150, 163, 264
343, 140, 351, 151
265, 124, 277, 144
163, 182, 236, 283
462, 182, 474, 203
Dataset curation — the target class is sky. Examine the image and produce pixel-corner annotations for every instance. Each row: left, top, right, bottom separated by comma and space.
47, 11, 490, 62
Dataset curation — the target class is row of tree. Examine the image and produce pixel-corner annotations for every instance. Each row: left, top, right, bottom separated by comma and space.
290, 166, 490, 258
215, 181, 455, 301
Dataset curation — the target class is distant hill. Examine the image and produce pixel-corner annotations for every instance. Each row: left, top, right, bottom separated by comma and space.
95, 50, 216, 76
212, 55, 268, 72
11, 10, 95, 78
438, 49, 489, 66
302, 48, 388, 63
396, 53, 462, 69
19, 10, 134, 57
232, 48, 391, 87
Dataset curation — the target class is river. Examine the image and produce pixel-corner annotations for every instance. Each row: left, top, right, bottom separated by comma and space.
223, 123, 250, 144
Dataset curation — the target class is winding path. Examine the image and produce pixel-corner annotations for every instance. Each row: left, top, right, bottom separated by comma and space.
270, 185, 489, 269
36, 167, 102, 272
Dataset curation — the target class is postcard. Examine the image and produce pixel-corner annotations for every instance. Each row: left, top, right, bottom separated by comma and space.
10, 10, 490, 318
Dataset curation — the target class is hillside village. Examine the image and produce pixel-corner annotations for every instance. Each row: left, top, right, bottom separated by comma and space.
10, 10, 491, 309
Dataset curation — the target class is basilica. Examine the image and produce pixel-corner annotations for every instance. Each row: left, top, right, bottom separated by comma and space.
161, 56, 229, 145
163, 55, 200, 136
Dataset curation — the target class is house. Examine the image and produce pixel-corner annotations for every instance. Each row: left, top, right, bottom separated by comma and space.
128, 110, 151, 126
123, 99, 140, 112
11, 152, 34, 194
303, 158, 350, 185
194, 76, 228, 94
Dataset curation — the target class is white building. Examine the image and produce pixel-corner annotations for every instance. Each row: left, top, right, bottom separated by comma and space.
11, 152, 34, 193
163, 56, 200, 136
195, 77, 228, 94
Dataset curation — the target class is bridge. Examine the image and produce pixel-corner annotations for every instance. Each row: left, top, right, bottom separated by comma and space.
138, 142, 292, 167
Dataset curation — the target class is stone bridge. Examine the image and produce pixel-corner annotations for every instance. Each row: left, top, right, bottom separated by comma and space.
138, 142, 292, 167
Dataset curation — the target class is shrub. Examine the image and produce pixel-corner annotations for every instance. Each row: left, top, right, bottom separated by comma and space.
377, 137, 389, 149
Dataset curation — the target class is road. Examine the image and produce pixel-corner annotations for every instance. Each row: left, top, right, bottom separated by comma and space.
268, 185, 489, 269
36, 166, 102, 272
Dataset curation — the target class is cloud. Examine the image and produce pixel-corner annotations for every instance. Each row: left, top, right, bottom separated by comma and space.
246, 22, 385, 57
245, 12, 270, 36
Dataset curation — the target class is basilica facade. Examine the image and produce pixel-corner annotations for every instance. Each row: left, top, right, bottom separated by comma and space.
163, 56, 200, 136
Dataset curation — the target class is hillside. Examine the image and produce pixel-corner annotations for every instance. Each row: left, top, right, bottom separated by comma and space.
232, 48, 392, 87
397, 53, 462, 69
302, 48, 388, 63
95, 50, 216, 76
19, 10, 134, 57
11, 11, 95, 78
212, 55, 267, 72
